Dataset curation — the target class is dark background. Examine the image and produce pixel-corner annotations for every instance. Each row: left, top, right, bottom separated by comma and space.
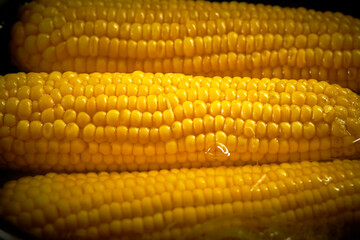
0, 0, 359, 75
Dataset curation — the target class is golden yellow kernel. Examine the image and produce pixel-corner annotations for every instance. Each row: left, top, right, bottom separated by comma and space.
18, 99, 32, 120
74, 96, 87, 112
30, 120, 42, 139
16, 120, 30, 140
331, 117, 349, 137
241, 101, 252, 119
96, 94, 108, 111
262, 103, 272, 122
290, 105, 301, 122
131, 110, 143, 127
128, 127, 139, 144
317, 122, 330, 137
30, 85, 44, 100
17, 86, 31, 100
268, 92, 280, 105
334, 106, 348, 120
54, 119, 66, 140
159, 125, 172, 142
6, 97, 20, 115
221, 101, 231, 117
171, 121, 183, 139
312, 106, 323, 122
61, 95, 75, 110
267, 122, 279, 138
300, 105, 312, 122
147, 95, 158, 113
272, 105, 281, 123
292, 91, 306, 106
193, 100, 207, 118
65, 122, 79, 141
291, 122, 303, 139
39, 18, 54, 34
303, 122, 316, 139
63, 109, 76, 123
138, 127, 150, 144
93, 111, 107, 126
184, 37, 195, 57
50, 88, 62, 103
252, 102, 263, 121
185, 135, 196, 153
163, 109, 175, 126
149, 85, 164, 95
94, 84, 105, 97
183, 101, 194, 118
279, 122, 291, 138
42, 122, 54, 140
244, 119, 256, 138
106, 110, 120, 126
141, 112, 152, 128
94, 126, 106, 143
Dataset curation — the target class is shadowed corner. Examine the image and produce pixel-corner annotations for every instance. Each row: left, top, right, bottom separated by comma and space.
0, 216, 39, 240
0, 0, 28, 76
174, 214, 360, 240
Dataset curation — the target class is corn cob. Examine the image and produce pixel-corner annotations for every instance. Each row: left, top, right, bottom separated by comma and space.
10, 0, 360, 92
0, 71, 359, 172
1, 160, 360, 239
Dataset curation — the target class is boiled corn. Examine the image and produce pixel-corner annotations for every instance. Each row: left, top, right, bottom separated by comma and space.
1, 160, 360, 239
9, 0, 360, 91
0, 71, 360, 172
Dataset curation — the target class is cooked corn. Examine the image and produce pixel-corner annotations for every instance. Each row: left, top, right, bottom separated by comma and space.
10, 0, 360, 91
1, 160, 360, 239
0, 71, 359, 172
